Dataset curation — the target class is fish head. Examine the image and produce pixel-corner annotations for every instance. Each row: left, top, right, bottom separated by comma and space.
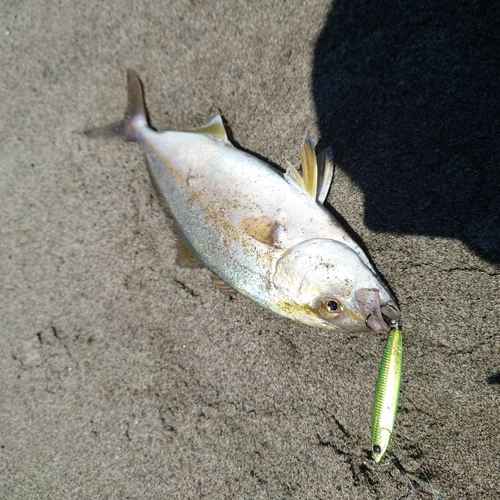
273, 239, 400, 332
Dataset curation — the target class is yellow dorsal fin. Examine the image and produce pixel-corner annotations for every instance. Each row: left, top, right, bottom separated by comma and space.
300, 135, 318, 198
239, 215, 284, 248
284, 137, 334, 204
210, 273, 237, 295
190, 115, 229, 143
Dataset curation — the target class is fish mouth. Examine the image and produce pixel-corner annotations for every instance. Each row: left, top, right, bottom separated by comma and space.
380, 302, 401, 323
355, 288, 400, 332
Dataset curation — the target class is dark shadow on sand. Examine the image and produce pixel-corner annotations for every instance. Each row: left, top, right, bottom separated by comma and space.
313, 0, 500, 264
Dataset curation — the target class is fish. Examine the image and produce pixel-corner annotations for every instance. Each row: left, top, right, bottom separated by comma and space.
371, 323, 403, 463
92, 69, 400, 332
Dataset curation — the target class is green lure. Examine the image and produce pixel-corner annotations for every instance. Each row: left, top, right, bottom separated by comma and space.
371, 323, 403, 463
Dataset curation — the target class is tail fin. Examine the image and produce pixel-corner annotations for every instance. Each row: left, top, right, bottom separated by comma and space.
121, 69, 148, 141
85, 69, 148, 141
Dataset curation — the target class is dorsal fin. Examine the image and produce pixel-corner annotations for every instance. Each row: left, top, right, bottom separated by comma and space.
284, 136, 335, 204
190, 115, 229, 143
300, 135, 318, 198
284, 161, 306, 195
316, 146, 334, 204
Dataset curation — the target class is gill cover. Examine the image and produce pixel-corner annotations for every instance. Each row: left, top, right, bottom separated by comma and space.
273, 239, 396, 331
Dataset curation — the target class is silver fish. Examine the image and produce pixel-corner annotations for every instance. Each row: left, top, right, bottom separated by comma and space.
97, 70, 400, 332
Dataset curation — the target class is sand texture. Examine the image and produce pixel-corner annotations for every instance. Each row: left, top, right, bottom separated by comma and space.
1, 1, 499, 498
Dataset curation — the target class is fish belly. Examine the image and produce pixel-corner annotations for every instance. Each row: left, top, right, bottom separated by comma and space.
138, 129, 283, 304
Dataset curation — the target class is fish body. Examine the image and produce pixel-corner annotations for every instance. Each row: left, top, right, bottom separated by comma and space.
107, 70, 399, 332
371, 324, 403, 463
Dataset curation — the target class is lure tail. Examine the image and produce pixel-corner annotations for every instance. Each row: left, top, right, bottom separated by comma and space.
85, 69, 148, 142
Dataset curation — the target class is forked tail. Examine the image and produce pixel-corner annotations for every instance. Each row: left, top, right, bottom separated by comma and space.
85, 69, 148, 141
121, 69, 148, 141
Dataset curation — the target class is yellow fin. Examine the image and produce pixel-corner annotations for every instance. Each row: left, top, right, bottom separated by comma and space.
173, 226, 205, 268
210, 273, 237, 295
284, 137, 334, 204
300, 135, 318, 198
190, 115, 229, 142
239, 215, 284, 248
284, 160, 307, 193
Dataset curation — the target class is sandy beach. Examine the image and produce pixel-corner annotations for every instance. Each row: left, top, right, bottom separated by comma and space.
1, 1, 499, 497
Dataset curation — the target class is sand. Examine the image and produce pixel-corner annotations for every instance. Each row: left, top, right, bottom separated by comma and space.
1, 0, 499, 497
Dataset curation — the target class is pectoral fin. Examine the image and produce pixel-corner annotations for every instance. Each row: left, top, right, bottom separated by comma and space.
239, 216, 284, 248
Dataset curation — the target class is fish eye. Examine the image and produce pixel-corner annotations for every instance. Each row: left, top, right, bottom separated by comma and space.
319, 297, 344, 319
327, 300, 338, 311
372, 444, 381, 454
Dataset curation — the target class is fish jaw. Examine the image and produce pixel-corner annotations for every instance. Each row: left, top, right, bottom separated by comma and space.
355, 288, 400, 332
272, 239, 400, 332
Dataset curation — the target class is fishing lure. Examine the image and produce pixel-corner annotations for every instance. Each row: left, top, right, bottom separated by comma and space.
371, 322, 403, 463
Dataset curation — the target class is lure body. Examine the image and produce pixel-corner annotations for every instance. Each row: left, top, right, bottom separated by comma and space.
96, 70, 400, 332
371, 324, 403, 463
